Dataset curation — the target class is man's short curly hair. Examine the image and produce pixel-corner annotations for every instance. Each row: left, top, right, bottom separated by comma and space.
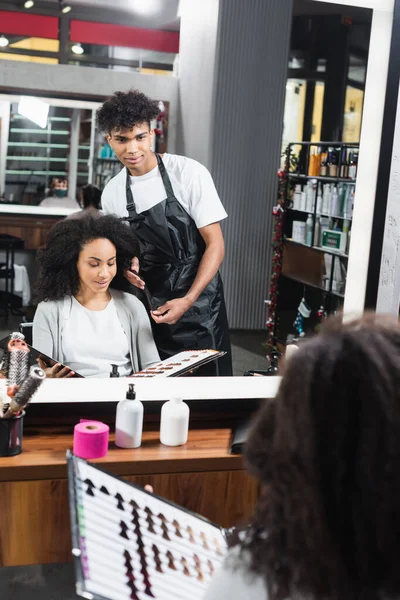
96, 90, 160, 133
35, 215, 138, 302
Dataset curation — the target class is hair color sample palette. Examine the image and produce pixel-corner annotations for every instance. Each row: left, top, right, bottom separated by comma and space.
67, 452, 227, 600
130, 349, 226, 378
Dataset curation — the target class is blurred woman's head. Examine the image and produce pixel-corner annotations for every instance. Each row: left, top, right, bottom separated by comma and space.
79, 184, 102, 210
244, 313, 400, 600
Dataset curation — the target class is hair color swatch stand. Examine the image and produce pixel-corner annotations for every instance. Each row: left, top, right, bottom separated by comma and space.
67, 451, 228, 600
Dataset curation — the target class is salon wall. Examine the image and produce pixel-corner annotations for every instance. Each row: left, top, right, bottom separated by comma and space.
0, 60, 179, 153
178, 0, 293, 329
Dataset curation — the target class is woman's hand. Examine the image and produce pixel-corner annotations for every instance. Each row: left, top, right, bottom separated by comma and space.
37, 357, 75, 378
144, 485, 154, 493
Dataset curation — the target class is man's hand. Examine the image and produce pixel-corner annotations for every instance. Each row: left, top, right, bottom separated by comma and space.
124, 257, 145, 290
151, 297, 192, 325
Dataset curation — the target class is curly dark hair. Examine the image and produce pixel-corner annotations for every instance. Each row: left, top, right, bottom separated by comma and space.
35, 215, 138, 302
241, 313, 400, 600
96, 90, 160, 133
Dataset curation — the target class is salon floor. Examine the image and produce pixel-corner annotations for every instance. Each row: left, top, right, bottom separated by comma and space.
0, 319, 267, 600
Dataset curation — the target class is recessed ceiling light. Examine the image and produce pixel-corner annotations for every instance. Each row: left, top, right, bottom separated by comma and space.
71, 43, 84, 55
0, 35, 9, 48
24, 0, 35, 8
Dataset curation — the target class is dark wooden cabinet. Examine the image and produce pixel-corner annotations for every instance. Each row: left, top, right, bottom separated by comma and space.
0, 214, 63, 250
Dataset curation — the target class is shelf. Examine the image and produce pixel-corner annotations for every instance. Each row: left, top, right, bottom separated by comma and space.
6, 157, 88, 164
5, 170, 89, 176
8, 142, 70, 149
9, 128, 69, 135
287, 208, 352, 220
285, 238, 348, 258
7, 156, 67, 162
288, 142, 359, 148
6, 170, 67, 176
96, 157, 119, 162
287, 174, 356, 183
281, 273, 345, 299
13, 115, 71, 123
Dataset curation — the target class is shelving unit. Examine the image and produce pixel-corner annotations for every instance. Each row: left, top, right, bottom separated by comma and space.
274, 141, 359, 345
2, 103, 94, 205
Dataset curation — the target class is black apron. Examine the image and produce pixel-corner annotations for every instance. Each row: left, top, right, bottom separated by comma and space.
125, 153, 232, 376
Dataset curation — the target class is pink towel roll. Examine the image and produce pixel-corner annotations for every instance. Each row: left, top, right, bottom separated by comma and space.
73, 420, 109, 459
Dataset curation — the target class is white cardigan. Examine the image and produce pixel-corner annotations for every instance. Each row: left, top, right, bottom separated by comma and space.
32, 289, 160, 374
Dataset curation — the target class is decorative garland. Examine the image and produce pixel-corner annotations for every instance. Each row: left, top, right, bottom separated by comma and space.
264, 145, 295, 360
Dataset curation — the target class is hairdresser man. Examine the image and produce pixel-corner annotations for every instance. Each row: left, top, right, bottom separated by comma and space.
98, 90, 232, 376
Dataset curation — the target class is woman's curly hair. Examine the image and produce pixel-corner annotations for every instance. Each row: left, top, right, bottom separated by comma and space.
96, 90, 160, 133
241, 313, 400, 600
35, 215, 138, 302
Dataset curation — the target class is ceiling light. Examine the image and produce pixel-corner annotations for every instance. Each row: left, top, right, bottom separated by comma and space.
0, 35, 9, 48
62, 4, 71, 13
18, 97, 49, 129
134, 0, 160, 16
71, 43, 84, 55
24, 0, 35, 8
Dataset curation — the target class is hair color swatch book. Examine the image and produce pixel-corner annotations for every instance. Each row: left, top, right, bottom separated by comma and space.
67, 452, 227, 600
129, 349, 226, 378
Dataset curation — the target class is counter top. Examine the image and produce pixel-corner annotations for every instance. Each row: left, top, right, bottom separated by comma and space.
0, 375, 281, 404
0, 204, 79, 217
0, 425, 259, 565
0, 427, 241, 482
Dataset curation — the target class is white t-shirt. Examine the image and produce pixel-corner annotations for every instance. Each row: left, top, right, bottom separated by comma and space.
61, 297, 131, 378
39, 195, 81, 210
204, 547, 268, 600
101, 153, 228, 229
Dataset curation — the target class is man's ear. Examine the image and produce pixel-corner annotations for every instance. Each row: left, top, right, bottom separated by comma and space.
106, 133, 112, 145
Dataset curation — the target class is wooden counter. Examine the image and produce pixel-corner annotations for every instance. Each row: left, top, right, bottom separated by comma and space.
0, 426, 258, 567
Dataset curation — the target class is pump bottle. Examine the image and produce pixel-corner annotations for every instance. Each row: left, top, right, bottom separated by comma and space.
115, 384, 143, 449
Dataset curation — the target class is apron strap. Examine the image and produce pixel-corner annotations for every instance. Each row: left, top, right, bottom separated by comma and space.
125, 167, 138, 222
125, 153, 175, 220
155, 153, 175, 199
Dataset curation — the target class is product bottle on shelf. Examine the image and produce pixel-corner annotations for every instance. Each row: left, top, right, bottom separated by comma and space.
308, 148, 316, 177
330, 186, 340, 217
322, 184, 330, 215
314, 216, 321, 247
328, 148, 338, 177
293, 184, 302, 210
339, 148, 348, 179
300, 189, 307, 211
305, 214, 313, 246
348, 152, 358, 179
316, 186, 323, 214
320, 152, 328, 177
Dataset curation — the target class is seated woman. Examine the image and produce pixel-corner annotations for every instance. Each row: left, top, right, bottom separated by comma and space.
33, 215, 160, 378
205, 313, 400, 600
